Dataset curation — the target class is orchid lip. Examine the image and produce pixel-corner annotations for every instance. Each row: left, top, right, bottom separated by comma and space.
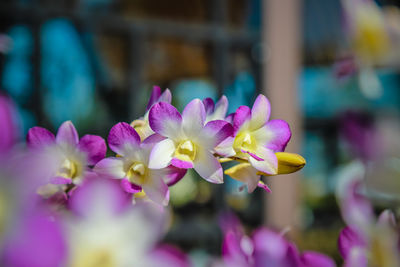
233, 132, 257, 153
174, 140, 197, 162
127, 162, 148, 185
56, 158, 80, 180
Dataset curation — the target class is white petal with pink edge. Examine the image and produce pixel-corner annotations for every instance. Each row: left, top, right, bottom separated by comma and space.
249, 94, 271, 130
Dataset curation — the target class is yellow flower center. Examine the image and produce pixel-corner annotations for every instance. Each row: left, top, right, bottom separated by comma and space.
233, 132, 257, 153
57, 159, 78, 179
127, 162, 147, 185
174, 140, 197, 162
72, 248, 115, 267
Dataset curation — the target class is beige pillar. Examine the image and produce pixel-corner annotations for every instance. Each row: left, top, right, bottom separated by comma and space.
263, 0, 303, 230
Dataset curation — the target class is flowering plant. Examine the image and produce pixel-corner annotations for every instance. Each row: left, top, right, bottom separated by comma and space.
0, 88, 309, 266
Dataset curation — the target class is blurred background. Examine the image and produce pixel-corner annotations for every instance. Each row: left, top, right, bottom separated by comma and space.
2, 0, 400, 264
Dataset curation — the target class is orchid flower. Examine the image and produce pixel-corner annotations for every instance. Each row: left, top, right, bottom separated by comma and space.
336, 162, 400, 267
26, 121, 106, 196
94, 122, 186, 206
221, 95, 297, 192
217, 214, 335, 267
66, 178, 188, 267
230, 94, 291, 174
341, 0, 390, 65
147, 99, 233, 184
203, 95, 229, 123
131, 86, 172, 140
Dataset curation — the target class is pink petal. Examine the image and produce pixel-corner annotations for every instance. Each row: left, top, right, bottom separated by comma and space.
148, 138, 175, 169
171, 158, 193, 169
233, 106, 251, 133
257, 181, 271, 193
221, 231, 246, 263
253, 119, 291, 152
78, 134, 107, 165
193, 147, 224, 184
249, 94, 271, 130
340, 178, 374, 233
203, 97, 215, 115
146, 85, 162, 110
182, 99, 206, 137
120, 178, 142, 194
94, 157, 126, 179
69, 178, 129, 217
2, 212, 67, 267
338, 227, 366, 259
142, 133, 166, 145
163, 166, 187, 186
225, 113, 234, 124
108, 122, 141, 156
55, 121, 79, 146
26, 126, 56, 148
146, 86, 172, 110
149, 102, 182, 139
213, 95, 228, 120
253, 228, 289, 260
159, 88, 172, 104
200, 120, 233, 149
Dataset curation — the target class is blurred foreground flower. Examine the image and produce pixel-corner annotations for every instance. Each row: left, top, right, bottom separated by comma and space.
215, 214, 335, 267
66, 178, 188, 267
27, 120, 106, 197
336, 162, 400, 266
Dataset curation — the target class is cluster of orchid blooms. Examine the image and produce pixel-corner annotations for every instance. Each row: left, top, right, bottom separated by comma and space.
0, 87, 399, 266
25, 86, 305, 206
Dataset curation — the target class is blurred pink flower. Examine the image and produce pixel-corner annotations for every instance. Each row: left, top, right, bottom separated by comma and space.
26, 121, 106, 196
336, 162, 400, 267
65, 177, 188, 267
217, 213, 335, 267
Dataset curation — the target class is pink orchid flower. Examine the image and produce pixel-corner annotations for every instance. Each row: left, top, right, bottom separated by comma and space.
94, 122, 186, 206
336, 162, 400, 267
217, 214, 335, 267
26, 121, 106, 196
147, 99, 233, 184
231, 94, 291, 176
